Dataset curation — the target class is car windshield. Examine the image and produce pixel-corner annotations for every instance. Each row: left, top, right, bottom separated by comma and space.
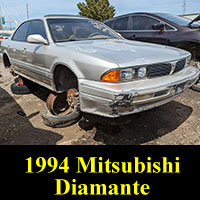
47, 18, 120, 42
156, 13, 200, 27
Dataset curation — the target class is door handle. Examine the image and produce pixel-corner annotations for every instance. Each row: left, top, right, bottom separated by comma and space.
22, 48, 27, 54
131, 34, 136, 39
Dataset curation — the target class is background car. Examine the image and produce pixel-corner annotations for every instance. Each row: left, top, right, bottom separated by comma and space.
104, 12, 200, 60
0, 32, 12, 39
0, 31, 13, 51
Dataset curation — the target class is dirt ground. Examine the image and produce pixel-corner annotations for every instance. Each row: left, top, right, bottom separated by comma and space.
0, 59, 199, 145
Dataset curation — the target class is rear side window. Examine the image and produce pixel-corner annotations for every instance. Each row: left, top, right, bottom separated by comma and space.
27, 20, 47, 39
104, 20, 113, 28
165, 24, 174, 30
112, 17, 129, 30
131, 16, 160, 30
12, 22, 31, 41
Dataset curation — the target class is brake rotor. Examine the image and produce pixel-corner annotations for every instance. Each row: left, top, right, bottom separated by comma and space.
46, 92, 68, 115
46, 89, 79, 116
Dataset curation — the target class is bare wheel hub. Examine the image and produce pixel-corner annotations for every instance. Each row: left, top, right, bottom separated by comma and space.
67, 89, 79, 110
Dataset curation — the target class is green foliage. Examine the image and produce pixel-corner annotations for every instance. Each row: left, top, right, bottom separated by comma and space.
77, 0, 115, 22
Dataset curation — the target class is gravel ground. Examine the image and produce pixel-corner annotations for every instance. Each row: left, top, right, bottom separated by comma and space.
0, 60, 199, 145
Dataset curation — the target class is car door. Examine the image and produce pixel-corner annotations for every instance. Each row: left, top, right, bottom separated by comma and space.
25, 20, 48, 67
23, 20, 53, 84
9, 21, 31, 68
128, 15, 175, 45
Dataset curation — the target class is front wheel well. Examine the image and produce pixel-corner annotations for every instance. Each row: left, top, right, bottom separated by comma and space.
53, 65, 78, 92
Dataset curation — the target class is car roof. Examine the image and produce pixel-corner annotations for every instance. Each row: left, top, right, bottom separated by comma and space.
103, 12, 168, 22
44, 14, 88, 19
18, 15, 90, 25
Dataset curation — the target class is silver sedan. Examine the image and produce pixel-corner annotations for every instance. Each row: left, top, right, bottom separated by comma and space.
1, 15, 199, 119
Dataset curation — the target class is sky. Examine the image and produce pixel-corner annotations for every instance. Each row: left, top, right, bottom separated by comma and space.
0, 0, 200, 28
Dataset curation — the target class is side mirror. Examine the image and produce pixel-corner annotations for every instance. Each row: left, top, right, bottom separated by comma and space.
27, 34, 48, 45
152, 23, 165, 31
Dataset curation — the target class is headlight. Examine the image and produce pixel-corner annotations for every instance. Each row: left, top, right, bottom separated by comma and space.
120, 68, 136, 80
185, 55, 191, 67
101, 66, 148, 82
138, 67, 147, 78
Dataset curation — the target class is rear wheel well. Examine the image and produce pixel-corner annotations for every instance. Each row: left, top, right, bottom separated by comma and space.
53, 65, 78, 92
3, 53, 11, 68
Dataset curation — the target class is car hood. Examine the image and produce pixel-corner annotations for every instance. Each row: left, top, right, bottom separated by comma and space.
56, 39, 189, 68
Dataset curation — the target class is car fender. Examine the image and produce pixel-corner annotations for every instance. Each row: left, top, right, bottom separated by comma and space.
51, 59, 85, 80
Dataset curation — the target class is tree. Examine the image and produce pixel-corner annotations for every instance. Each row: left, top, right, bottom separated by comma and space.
77, 0, 115, 22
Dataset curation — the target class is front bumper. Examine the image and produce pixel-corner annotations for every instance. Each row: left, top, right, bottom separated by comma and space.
79, 66, 200, 118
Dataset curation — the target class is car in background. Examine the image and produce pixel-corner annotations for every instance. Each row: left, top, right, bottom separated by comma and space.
104, 13, 200, 60
0, 32, 12, 39
0, 32, 13, 51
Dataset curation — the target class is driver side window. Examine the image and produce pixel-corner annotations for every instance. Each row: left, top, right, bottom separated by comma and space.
26, 20, 47, 40
12, 21, 31, 42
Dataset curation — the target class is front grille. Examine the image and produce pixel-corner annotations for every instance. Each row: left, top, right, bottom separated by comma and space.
173, 59, 186, 74
148, 63, 172, 78
148, 58, 186, 78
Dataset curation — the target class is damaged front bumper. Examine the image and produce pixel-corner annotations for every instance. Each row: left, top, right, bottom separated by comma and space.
79, 66, 200, 118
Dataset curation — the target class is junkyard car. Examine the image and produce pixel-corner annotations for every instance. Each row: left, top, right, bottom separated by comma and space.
0, 32, 12, 51
104, 13, 200, 60
1, 15, 199, 120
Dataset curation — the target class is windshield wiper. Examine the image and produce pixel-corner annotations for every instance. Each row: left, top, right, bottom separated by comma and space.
88, 35, 113, 40
56, 38, 78, 43
56, 36, 113, 42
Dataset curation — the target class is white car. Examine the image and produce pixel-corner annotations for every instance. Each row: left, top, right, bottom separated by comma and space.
1, 15, 199, 125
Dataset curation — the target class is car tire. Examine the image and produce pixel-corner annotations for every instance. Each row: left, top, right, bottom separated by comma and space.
11, 83, 32, 95
42, 108, 82, 128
